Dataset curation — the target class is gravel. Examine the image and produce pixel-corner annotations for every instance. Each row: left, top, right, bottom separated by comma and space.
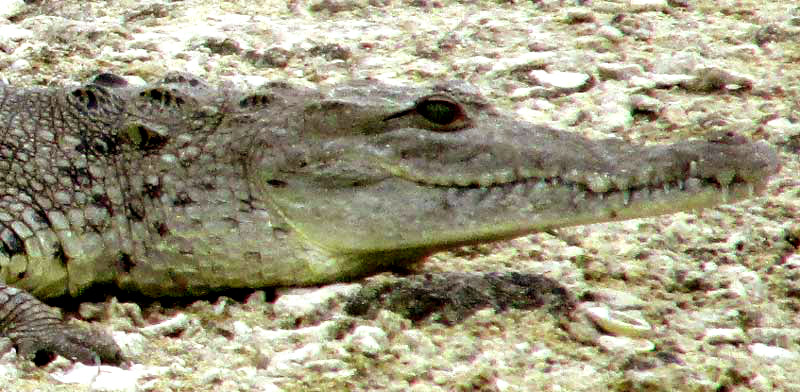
1, 0, 798, 390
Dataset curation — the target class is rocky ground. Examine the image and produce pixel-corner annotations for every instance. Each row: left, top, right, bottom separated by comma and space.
0, 0, 799, 390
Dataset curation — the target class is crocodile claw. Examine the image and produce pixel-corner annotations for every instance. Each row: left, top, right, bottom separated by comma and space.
0, 285, 125, 366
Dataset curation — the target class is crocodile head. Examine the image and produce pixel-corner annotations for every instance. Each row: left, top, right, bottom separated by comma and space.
249, 80, 780, 275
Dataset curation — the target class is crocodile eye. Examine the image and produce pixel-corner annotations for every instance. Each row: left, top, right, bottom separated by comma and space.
415, 96, 463, 126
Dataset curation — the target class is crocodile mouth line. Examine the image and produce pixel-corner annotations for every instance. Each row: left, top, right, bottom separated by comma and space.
410, 172, 765, 209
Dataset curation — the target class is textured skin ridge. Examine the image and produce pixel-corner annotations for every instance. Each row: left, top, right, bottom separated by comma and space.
0, 73, 780, 365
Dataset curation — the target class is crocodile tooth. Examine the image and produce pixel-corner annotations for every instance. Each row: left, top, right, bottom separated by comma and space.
689, 160, 699, 177
678, 179, 685, 190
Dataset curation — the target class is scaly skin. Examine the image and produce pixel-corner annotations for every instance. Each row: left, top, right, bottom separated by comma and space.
0, 73, 780, 364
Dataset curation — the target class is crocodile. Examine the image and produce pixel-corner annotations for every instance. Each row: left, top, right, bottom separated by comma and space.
0, 72, 780, 365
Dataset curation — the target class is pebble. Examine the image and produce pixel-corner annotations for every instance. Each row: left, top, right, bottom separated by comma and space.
0, 0, 795, 391
650, 73, 695, 87
596, 88, 634, 131
703, 328, 746, 344
140, 313, 190, 337
0, 0, 26, 19
596, 335, 655, 354
630, 94, 664, 113
764, 117, 800, 145
488, 52, 555, 76
112, 331, 147, 359
584, 306, 652, 338
596, 63, 645, 80
748, 328, 800, 347
50, 363, 168, 391
749, 343, 800, 361
628, 0, 669, 12
597, 25, 624, 42
564, 8, 595, 24
528, 70, 591, 93
273, 283, 360, 322
683, 66, 754, 91
346, 325, 389, 355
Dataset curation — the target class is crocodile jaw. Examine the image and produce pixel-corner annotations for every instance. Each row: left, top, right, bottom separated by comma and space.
259, 124, 779, 258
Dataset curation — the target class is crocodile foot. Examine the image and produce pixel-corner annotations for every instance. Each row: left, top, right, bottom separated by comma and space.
0, 285, 125, 366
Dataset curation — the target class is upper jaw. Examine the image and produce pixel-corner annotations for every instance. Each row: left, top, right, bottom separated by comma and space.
379, 124, 779, 201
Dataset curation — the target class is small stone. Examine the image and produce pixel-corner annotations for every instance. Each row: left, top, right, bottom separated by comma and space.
597, 63, 645, 81
718, 265, 765, 300
346, 326, 389, 356
274, 283, 360, 323
140, 313, 190, 337
764, 117, 800, 146
400, 330, 437, 357
597, 25, 624, 42
749, 328, 800, 347
78, 302, 106, 321
596, 335, 655, 354
529, 70, 591, 92
630, 94, 663, 113
50, 364, 153, 391
0, 0, 26, 19
565, 8, 595, 24
244, 290, 268, 307
584, 306, 652, 337
661, 103, 689, 126
308, 0, 367, 13
596, 89, 633, 132
628, 75, 657, 89
653, 51, 704, 75
112, 331, 147, 359
703, 328, 746, 344
109, 301, 146, 328
8, 59, 30, 72
683, 66, 754, 92
749, 343, 800, 361
488, 52, 556, 76
0, 24, 33, 53
649, 73, 695, 88
628, 0, 668, 12
268, 343, 324, 374
0, 362, 19, 381
200, 367, 227, 384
